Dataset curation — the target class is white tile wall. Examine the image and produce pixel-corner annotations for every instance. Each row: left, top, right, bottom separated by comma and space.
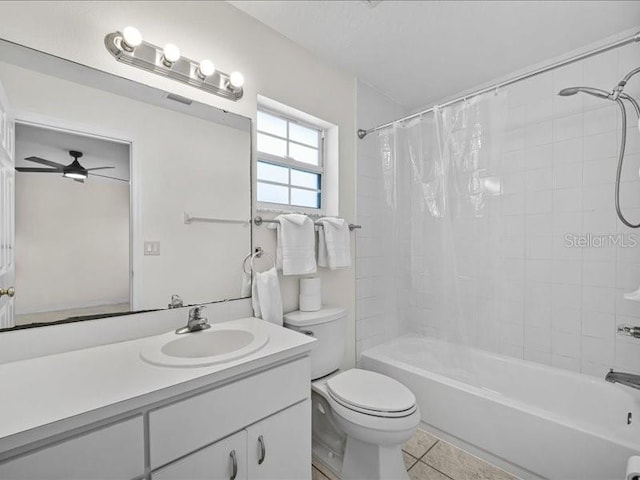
355, 81, 407, 362
500, 41, 640, 377
355, 39, 640, 378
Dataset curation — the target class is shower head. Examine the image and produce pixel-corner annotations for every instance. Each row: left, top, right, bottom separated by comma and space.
558, 86, 611, 100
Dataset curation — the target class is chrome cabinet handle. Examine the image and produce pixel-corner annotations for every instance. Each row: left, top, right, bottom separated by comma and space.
0, 287, 14, 298
229, 449, 238, 480
258, 435, 266, 465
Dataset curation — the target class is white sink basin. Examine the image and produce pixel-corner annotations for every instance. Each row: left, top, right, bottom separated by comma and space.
140, 324, 269, 368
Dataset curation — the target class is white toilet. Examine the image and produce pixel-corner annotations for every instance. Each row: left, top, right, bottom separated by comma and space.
283, 307, 420, 480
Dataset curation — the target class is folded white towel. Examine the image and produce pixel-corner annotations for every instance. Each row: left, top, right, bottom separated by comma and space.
269, 214, 317, 275
252, 267, 283, 325
317, 217, 351, 269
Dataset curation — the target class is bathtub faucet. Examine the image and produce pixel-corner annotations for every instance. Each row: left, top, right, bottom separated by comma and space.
605, 369, 640, 391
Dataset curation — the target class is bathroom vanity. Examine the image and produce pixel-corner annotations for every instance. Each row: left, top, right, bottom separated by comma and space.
0, 317, 315, 480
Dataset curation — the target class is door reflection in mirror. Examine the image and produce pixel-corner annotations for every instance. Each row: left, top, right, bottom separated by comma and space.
15, 124, 131, 327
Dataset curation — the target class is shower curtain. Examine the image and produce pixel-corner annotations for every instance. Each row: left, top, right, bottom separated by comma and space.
378, 91, 508, 354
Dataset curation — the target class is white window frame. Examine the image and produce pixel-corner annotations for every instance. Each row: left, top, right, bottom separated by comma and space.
256, 107, 325, 214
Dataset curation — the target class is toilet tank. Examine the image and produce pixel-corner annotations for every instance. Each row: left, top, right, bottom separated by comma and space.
283, 307, 347, 380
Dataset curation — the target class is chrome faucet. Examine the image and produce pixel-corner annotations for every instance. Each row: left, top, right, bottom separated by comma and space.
168, 294, 184, 309
605, 369, 640, 391
175, 306, 210, 334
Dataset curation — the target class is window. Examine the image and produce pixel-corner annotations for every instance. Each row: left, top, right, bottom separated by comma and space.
256, 109, 323, 211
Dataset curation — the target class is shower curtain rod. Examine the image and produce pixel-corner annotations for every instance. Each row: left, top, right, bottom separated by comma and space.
357, 30, 640, 139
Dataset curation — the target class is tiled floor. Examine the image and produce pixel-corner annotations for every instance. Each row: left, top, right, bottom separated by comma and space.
312, 429, 518, 480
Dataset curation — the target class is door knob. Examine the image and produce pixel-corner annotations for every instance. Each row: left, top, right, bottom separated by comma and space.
0, 287, 14, 298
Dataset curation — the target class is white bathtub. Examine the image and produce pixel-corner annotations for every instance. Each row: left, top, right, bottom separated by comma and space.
361, 334, 640, 480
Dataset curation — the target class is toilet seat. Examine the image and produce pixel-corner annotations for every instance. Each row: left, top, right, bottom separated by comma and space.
326, 369, 417, 418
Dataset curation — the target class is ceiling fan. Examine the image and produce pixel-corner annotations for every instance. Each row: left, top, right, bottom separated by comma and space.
15, 150, 125, 183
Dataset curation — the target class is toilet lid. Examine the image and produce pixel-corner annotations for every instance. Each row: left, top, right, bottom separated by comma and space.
326, 369, 416, 416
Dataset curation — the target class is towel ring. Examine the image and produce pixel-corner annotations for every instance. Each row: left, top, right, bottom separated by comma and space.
250, 248, 275, 273
242, 251, 253, 275
243, 247, 275, 274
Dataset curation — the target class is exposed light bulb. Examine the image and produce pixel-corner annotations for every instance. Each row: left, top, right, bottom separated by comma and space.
197, 59, 215, 79
229, 71, 244, 89
162, 43, 181, 66
121, 26, 142, 52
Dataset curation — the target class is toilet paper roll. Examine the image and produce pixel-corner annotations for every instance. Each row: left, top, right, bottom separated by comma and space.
300, 277, 321, 296
627, 456, 640, 480
299, 294, 321, 312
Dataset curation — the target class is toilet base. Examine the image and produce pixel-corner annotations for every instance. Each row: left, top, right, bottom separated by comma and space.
341, 436, 409, 480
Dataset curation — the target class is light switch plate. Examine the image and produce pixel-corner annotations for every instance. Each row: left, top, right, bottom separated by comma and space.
144, 241, 161, 256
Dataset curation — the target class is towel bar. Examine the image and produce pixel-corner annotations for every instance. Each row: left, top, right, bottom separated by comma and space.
253, 216, 361, 231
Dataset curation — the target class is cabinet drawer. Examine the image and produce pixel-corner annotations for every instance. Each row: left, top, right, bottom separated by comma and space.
152, 430, 247, 480
149, 357, 310, 468
0, 416, 144, 480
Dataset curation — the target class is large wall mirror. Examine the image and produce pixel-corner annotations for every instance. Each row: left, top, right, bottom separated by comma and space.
0, 39, 252, 331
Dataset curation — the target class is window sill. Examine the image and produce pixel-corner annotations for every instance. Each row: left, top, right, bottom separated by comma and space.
256, 206, 325, 217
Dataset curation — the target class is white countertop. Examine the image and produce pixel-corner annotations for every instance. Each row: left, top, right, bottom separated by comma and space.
0, 317, 315, 453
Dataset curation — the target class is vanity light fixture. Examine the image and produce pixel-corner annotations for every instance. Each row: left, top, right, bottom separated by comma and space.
105, 27, 244, 101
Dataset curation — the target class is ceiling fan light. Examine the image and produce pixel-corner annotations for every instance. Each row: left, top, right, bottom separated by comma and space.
63, 171, 87, 180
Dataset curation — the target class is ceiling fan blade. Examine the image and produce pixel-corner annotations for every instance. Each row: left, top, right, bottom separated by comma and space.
24, 156, 65, 169
15, 167, 60, 173
85, 166, 115, 171
90, 173, 129, 182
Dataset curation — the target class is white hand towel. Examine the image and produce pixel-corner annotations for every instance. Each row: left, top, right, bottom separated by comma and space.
251, 273, 261, 319
253, 267, 283, 325
269, 214, 317, 275
317, 217, 351, 269
240, 271, 252, 298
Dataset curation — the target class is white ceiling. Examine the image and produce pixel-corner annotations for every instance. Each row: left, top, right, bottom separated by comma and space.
229, 0, 640, 109
15, 124, 130, 182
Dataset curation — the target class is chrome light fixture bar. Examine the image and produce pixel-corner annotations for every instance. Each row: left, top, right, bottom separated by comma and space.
104, 27, 244, 101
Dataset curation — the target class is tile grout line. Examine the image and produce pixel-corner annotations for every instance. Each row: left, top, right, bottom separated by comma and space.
418, 440, 516, 480
416, 439, 440, 462
403, 450, 420, 471
409, 441, 456, 480
312, 464, 331, 480
420, 458, 457, 480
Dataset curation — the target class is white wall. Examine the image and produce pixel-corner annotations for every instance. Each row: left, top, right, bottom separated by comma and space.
356, 29, 640, 378
355, 80, 406, 362
0, 1, 357, 367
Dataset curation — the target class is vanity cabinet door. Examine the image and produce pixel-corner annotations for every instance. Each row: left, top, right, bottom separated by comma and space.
0, 416, 144, 480
246, 399, 311, 480
152, 430, 247, 480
